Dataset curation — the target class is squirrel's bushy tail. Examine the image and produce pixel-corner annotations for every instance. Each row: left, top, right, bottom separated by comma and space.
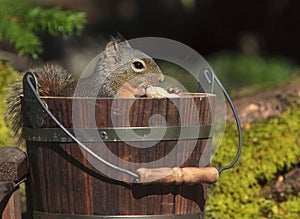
5, 64, 73, 138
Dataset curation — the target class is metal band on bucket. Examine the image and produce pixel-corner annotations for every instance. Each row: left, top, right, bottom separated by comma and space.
23, 125, 212, 142
34, 211, 204, 219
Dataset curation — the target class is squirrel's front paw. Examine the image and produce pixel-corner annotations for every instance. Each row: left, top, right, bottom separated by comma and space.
165, 87, 182, 95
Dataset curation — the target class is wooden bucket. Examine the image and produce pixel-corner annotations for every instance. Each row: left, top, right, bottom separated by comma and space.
22, 92, 215, 218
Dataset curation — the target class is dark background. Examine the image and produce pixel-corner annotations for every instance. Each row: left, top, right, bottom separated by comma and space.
36, 0, 300, 95
42, 0, 300, 62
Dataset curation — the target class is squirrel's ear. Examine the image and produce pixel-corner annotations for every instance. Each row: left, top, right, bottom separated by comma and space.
114, 33, 130, 46
121, 39, 131, 48
105, 34, 131, 56
105, 41, 119, 53
107, 34, 131, 50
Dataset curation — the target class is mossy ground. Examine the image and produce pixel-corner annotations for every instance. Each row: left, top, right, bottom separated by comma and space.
207, 105, 300, 218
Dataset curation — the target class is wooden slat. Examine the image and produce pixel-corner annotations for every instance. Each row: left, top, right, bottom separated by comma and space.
2, 188, 21, 219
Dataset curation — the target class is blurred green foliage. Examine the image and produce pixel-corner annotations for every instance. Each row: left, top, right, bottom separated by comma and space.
156, 53, 298, 99
0, 59, 19, 146
0, 0, 86, 59
208, 53, 298, 98
207, 103, 300, 218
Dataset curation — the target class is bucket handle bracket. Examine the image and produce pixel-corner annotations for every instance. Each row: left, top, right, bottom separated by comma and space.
23, 72, 47, 128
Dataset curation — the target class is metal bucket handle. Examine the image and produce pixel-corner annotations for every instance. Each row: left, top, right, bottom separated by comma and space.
23, 71, 242, 184
197, 69, 242, 174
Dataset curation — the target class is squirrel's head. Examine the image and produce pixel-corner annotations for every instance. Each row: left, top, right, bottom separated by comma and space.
102, 37, 165, 98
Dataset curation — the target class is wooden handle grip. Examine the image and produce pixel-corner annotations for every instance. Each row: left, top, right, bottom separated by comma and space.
136, 166, 219, 185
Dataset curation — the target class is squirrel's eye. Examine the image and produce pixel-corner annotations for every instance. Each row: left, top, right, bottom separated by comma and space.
133, 61, 145, 70
131, 59, 146, 73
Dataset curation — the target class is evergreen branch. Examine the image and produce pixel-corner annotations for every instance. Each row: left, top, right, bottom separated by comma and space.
0, 16, 42, 58
0, 0, 86, 59
27, 7, 86, 36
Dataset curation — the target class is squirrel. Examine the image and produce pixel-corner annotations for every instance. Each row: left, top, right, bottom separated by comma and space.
62, 37, 164, 98
5, 36, 166, 136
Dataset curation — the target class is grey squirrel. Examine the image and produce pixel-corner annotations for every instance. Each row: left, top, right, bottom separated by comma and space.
62, 37, 164, 98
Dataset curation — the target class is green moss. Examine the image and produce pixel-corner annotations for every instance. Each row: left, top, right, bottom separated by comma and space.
207, 106, 300, 218
0, 60, 19, 146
